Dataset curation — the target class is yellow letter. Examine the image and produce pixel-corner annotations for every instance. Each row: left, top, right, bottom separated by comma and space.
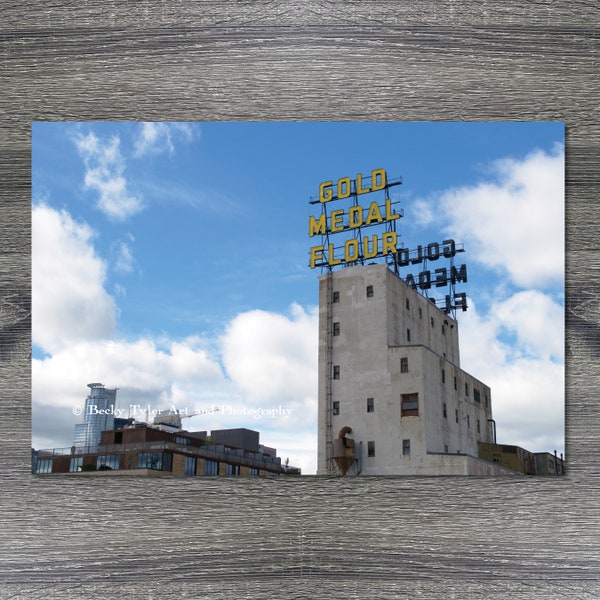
384, 198, 400, 221
308, 213, 327, 236
319, 181, 333, 203
337, 177, 351, 199
363, 234, 379, 259
356, 173, 371, 195
348, 206, 363, 228
382, 231, 397, 255
371, 169, 386, 191
328, 243, 342, 266
345, 239, 360, 263
309, 245, 324, 269
330, 208, 345, 233
365, 201, 383, 225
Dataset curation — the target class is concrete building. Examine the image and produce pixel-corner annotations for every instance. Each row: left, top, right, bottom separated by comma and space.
317, 263, 509, 476
35, 425, 301, 477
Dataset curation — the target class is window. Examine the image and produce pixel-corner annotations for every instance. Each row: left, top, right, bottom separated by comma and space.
97, 454, 120, 470
366, 285, 374, 298
407, 328, 411, 342
418, 307, 422, 319
249, 468, 259, 476
405, 298, 410, 310
204, 460, 219, 475
465, 383, 470, 397
184, 456, 197, 476
332, 401, 340, 415
138, 452, 172, 472
477, 419, 481, 434
114, 431, 123, 444
454, 376, 458, 391
403, 439, 411, 455
226, 464, 240, 476
455, 409, 459, 424
333, 365, 340, 379
69, 457, 83, 472
442, 325, 446, 336
431, 317, 435, 327
441, 369, 446, 384
368, 441, 375, 457
401, 393, 419, 417
400, 357, 408, 373
175, 436, 191, 445
443, 403, 447, 418
467, 415, 470, 429
36, 459, 53, 474
333, 322, 340, 336
444, 445, 449, 453
367, 397, 374, 413
474, 389, 481, 403
332, 290, 340, 303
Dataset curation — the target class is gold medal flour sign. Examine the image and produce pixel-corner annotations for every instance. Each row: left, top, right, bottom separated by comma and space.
308, 169, 401, 269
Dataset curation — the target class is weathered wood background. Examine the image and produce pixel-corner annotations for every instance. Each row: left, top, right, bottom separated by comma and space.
2, 2, 599, 598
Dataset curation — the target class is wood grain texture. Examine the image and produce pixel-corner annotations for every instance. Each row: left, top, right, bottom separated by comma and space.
2, 2, 599, 598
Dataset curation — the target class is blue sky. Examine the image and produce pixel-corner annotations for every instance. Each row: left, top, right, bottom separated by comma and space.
32, 122, 564, 473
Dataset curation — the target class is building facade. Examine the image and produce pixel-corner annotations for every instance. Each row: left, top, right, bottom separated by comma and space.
317, 263, 504, 476
36, 425, 300, 477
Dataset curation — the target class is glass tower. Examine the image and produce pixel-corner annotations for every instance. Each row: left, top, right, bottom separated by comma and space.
72, 383, 118, 449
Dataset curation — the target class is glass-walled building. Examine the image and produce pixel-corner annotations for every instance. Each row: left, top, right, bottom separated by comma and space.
72, 383, 118, 450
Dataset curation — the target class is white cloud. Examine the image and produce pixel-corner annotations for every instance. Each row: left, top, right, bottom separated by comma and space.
221, 304, 319, 427
73, 130, 143, 221
459, 297, 564, 455
32, 204, 117, 353
438, 145, 564, 289
112, 238, 136, 273
133, 122, 197, 157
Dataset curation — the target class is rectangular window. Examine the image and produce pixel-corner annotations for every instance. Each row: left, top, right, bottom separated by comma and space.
138, 452, 172, 472
366, 285, 374, 298
431, 317, 435, 327
249, 468, 259, 476
444, 445, 449, 453
204, 460, 219, 475
36, 459, 53, 474
184, 456, 197, 476
474, 389, 481, 403
367, 397, 374, 413
441, 369, 445, 384
407, 328, 411, 342
226, 464, 240, 476
333, 322, 340, 336
333, 365, 340, 379
418, 307, 422, 319
367, 441, 375, 457
465, 383, 470, 397
401, 393, 419, 417
455, 409, 459, 424
454, 376, 458, 390
114, 431, 123, 444
175, 436, 191, 445
477, 419, 481, 434
97, 454, 120, 471
69, 457, 83, 472
405, 298, 410, 309
332, 401, 340, 415
403, 439, 411, 455
400, 357, 408, 373
443, 403, 447, 418
332, 290, 340, 303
